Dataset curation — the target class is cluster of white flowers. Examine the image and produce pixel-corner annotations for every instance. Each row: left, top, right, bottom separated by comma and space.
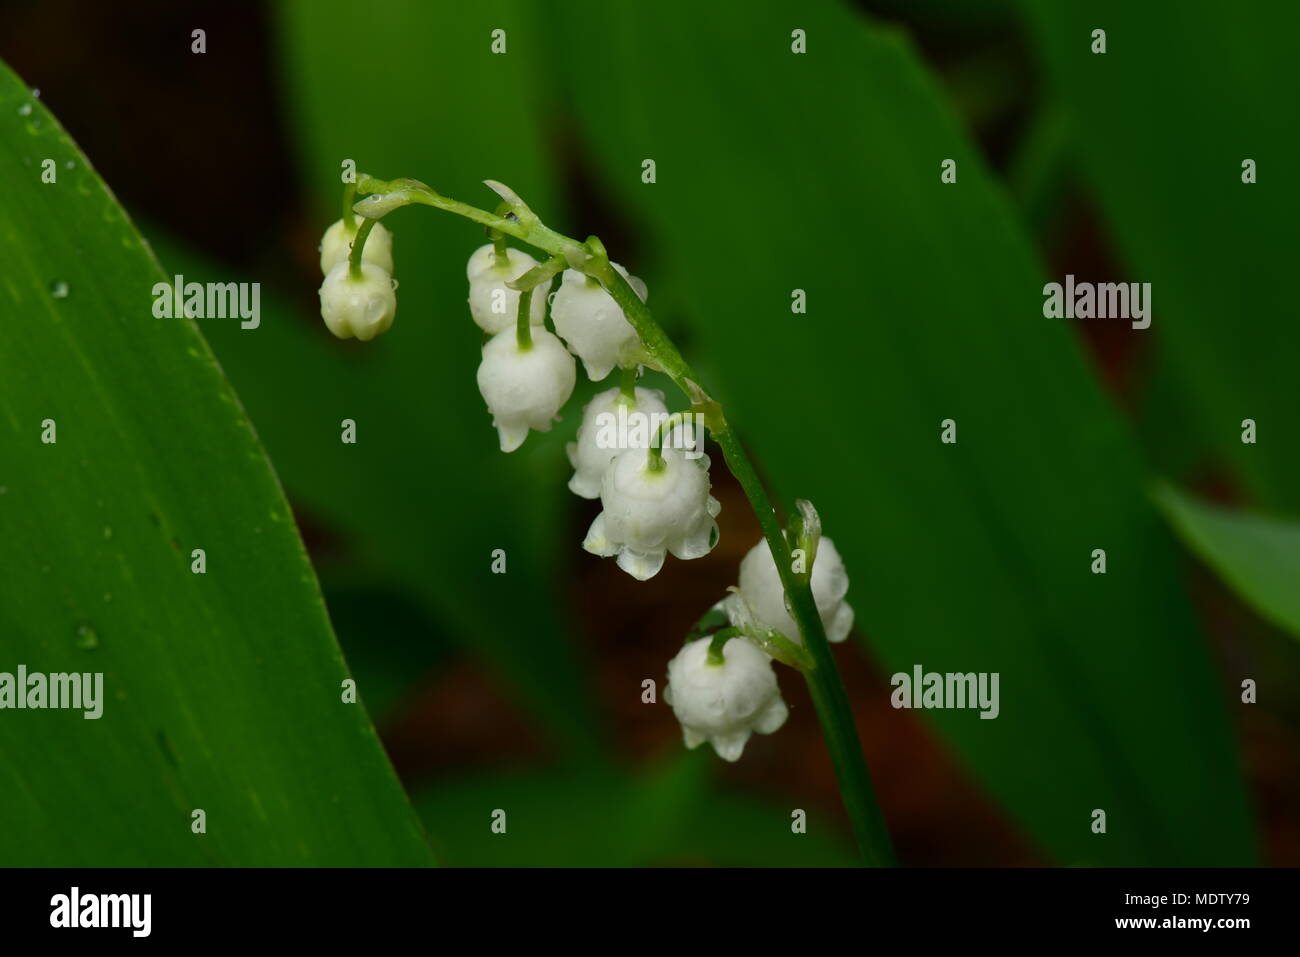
317, 217, 397, 341
464, 243, 722, 582
315, 204, 856, 765
663, 533, 855, 761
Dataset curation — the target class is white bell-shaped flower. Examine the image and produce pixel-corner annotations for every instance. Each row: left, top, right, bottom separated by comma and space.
476, 327, 576, 452
319, 218, 394, 275
582, 443, 720, 580
318, 262, 397, 341
551, 265, 647, 381
664, 636, 788, 762
466, 243, 551, 334
566, 386, 668, 499
725, 537, 854, 644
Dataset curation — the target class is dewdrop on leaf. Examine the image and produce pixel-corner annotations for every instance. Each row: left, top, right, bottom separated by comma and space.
566, 385, 668, 499
724, 536, 854, 645
466, 243, 551, 334
582, 444, 720, 580
551, 264, 647, 381
318, 262, 397, 341
664, 636, 788, 762
319, 218, 394, 275
476, 327, 576, 452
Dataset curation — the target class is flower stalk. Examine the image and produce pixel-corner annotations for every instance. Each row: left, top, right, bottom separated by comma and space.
346, 174, 895, 866
347, 217, 376, 280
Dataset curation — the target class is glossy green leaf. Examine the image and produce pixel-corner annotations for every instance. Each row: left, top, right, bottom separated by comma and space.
1154, 483, 1300, 640
0, 60, 431, 865
1019, 0, 1300, 509
547, 0, 1254, 863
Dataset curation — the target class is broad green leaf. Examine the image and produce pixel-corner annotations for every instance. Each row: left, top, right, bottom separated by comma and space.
1154, 484, 1300, 640
1018, 0, 1300, 509
265, 0, 603, 756
0, 60, 431, 865
547, 0, 1254, 863
412, 753, 855, 867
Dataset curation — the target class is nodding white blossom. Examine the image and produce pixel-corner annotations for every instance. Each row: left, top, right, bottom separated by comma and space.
725, 537, 854, 645
582, 444, 720, 580
476, 327, 576, 452
664, 636, 788, 762
551, 265, 647, 381
466, 243, 551, 334
319, 262, 397, 341
319, 218, 394, 275
566, 386, 668, 499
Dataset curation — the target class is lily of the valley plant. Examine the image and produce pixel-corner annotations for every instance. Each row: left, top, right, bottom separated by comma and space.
316, 175, 896, 866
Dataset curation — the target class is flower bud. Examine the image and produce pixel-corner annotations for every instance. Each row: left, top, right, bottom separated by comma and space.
319, 218, 393, 275
466, 243, 551, 334
582, 444, 720, 580
664, 636, 788, 761
476, 327, 576, 452
551, 265, 646, 381
725, 537, 854, 644
318, 262, 397, 341
566, 386, 668, 499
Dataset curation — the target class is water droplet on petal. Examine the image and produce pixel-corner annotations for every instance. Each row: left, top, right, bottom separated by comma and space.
49, 280, 69, 299
30, 88, 40, 98
17, 102, 31, 116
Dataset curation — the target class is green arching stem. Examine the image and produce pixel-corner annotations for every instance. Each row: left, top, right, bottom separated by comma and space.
348, 217, 376, 280
353, 175, 577, 265
516, 288, 533, 351
348, 176, 895, 866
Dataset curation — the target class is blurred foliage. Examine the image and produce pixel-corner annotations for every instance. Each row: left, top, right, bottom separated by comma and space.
543, 0, 1254, 864
0, 60, 431, 866
413, 752, 855, 867
1155, 484, 1300, 642
1019, 0, 1300, 508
